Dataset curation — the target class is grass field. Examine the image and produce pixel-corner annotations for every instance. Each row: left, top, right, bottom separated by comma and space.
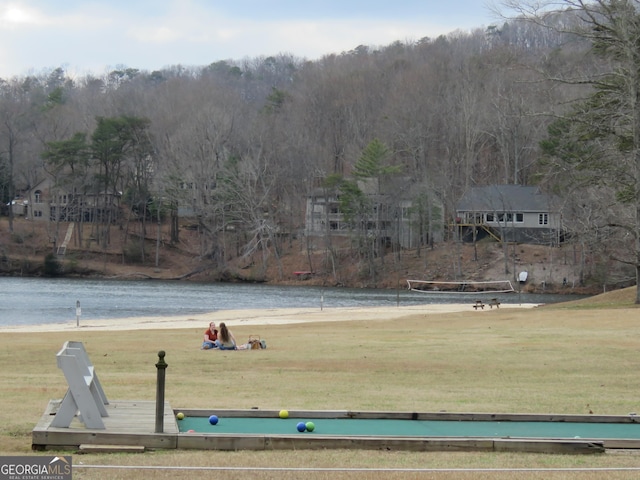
1, 287, 639, 479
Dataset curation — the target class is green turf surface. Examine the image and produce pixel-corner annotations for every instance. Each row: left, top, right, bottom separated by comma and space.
177, 416, 640, 439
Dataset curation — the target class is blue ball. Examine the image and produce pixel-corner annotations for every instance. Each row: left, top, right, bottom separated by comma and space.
209, 415, 219, 425
296, 421, 306, 432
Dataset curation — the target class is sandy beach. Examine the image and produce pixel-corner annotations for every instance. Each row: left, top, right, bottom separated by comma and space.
0, 303, 540, 333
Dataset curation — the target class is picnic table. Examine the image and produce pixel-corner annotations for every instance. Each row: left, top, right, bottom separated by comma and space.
473, 300, 485, 310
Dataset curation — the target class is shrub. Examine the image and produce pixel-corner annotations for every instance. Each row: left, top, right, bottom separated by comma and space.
122, 240, 147, 264
44, 253, 63, 277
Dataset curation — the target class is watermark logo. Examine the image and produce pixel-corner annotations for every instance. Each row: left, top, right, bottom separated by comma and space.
0, 456, 72, 480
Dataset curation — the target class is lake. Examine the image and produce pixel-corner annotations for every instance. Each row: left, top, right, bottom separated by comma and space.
0, 277, 586, 327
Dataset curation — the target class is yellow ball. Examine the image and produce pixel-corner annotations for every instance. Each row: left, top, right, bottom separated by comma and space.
279, 409, 289, 419
176, 412, 185, 420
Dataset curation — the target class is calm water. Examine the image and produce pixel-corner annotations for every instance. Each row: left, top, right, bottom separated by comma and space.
0, 277, 586, 327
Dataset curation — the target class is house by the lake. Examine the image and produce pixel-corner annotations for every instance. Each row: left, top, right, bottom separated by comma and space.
24, 176, 122, 223
305, 178, 443, 249
455, 185, 562, 245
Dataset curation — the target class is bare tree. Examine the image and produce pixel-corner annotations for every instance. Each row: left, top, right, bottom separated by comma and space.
503, 0, 640, 302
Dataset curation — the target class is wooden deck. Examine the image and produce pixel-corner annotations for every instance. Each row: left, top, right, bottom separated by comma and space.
32, 399, 178, 451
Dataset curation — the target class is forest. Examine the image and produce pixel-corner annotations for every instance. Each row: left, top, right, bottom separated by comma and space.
1, 1, 639, 301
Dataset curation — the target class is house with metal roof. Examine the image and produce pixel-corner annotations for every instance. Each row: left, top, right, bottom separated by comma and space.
455, 185, 562, 245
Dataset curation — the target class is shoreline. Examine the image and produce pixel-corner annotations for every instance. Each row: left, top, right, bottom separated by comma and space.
0, 303, 540, 333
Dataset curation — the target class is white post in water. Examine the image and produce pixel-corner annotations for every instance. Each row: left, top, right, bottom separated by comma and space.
76, 300, 81, 327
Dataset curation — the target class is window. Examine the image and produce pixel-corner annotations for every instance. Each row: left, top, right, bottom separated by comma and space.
486, 213, 494, 222
538, 213, 548, 225
34, 190, 42, 203
515, 213, 523, 223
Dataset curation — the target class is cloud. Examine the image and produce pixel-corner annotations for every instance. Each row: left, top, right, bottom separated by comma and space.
0, 1, 114, 29
0, 3, 46, 27
0, 0, 491, 78
130, 25, 183, 44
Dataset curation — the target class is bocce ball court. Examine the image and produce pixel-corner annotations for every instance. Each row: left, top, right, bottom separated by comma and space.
172, 409, 640, 453
31, 341, 640, 454
33, 404, 640, 454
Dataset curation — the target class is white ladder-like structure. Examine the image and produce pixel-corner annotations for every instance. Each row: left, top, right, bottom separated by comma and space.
51, 341, 109, 429
56, 223, 74, 256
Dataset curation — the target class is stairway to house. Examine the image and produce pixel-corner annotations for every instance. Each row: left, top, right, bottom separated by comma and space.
57, 223, 74, 256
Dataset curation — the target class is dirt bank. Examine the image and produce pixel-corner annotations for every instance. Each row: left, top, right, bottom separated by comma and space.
0, 217, 618, 295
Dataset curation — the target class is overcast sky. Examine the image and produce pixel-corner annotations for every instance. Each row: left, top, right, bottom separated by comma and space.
0, 1, 500, 79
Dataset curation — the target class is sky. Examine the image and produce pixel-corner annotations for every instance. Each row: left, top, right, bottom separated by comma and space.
0, 1, 500, 79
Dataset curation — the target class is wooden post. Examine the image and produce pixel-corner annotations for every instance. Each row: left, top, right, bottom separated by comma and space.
155, 350, 167, 433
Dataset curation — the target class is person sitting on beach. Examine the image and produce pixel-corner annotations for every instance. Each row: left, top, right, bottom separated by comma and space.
202, 322, 218, 350
215, 322, 237, 350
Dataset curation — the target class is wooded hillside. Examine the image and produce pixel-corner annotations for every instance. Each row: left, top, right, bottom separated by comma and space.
0, 2, 639, 296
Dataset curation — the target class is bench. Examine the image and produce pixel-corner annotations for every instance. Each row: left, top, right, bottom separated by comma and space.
50, 341, 109, 429
473, 300, 485, 310
489, 298, 501, 309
